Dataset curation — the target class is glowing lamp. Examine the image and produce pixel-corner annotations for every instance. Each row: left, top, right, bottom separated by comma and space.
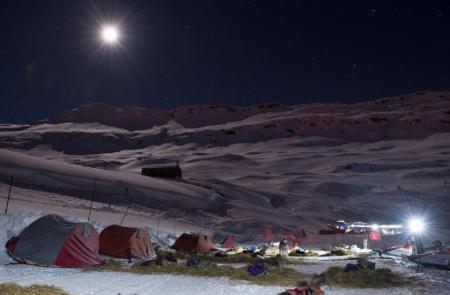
408, 218, 425, 234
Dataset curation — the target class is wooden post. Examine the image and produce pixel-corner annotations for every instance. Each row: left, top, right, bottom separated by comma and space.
4, 176, 14, 214
87, 178, 97, 222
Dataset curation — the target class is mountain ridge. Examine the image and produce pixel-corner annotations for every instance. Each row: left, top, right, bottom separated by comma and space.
1, 90, 449, 155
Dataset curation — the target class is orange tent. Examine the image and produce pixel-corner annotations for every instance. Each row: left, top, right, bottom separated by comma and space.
171, 233, 213, 253
99, 225, 155, 259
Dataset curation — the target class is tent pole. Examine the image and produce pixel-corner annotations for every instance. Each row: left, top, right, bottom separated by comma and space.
156, 209, 161, 238
173, 219, 176, 237
4, 176, 14, 214
367, 231, 370, 249
120, 187, 133, 226
87, 178, 97, 222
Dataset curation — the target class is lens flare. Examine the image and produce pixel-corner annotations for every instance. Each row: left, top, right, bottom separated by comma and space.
408, 218, 425, 234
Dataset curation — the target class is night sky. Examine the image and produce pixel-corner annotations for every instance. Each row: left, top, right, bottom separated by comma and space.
1, 1, 449, 123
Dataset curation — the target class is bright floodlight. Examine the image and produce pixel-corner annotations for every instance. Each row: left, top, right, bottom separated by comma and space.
408, 218, 425, 234
101, 25, 119, 44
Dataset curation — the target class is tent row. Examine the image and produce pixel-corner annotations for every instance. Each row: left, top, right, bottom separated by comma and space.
6, 215, 156, 268
5, 214, 225, 268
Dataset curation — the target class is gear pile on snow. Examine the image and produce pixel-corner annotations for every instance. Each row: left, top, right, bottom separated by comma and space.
279, 287, 324, 295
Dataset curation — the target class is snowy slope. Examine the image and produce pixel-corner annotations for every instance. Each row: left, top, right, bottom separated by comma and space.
0, 90, 449, 242
0, 148, 227, 214
51, 102, 172, 131
52, 102, 289, 130
0, 147, 303, 238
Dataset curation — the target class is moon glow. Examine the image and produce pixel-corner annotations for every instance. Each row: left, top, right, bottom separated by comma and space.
101, 25, 119, 44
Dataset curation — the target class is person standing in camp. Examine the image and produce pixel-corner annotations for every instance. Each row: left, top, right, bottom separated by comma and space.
279, 238, 289, 256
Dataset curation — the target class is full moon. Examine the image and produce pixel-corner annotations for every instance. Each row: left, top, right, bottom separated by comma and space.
101, 25, 119, 44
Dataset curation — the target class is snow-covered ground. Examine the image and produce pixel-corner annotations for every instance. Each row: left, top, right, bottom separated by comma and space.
0, 91, 449, 294
1, 263, 445, 295
1, 214, 449, 294
2, 256, 449, 295
0, 266, 286, 295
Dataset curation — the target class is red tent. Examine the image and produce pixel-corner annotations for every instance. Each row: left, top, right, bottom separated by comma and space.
99, 225, 155, 259
264, 227, 273, 242
222, 234, 236, 249
171, 233, 213, 253
369, 230, 381, 241
286, 232, 300, 248
6, 215, 104, 268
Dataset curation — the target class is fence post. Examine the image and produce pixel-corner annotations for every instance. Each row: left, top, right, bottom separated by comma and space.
4, 176, 14, 214
87, 178, 97, 222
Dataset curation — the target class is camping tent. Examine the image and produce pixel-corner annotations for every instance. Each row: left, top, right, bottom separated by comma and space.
222, 234, 236, 249
6, 214, 104, 268
99, 225, 155, 259
171, 233, 213, 253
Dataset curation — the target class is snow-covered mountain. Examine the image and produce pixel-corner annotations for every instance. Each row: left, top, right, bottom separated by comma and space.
0, 90, 449, 240
2, 90, 450, 155
50, 102, 288, 130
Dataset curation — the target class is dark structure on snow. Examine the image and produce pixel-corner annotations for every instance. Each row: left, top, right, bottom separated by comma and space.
141, 162, 182, 179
